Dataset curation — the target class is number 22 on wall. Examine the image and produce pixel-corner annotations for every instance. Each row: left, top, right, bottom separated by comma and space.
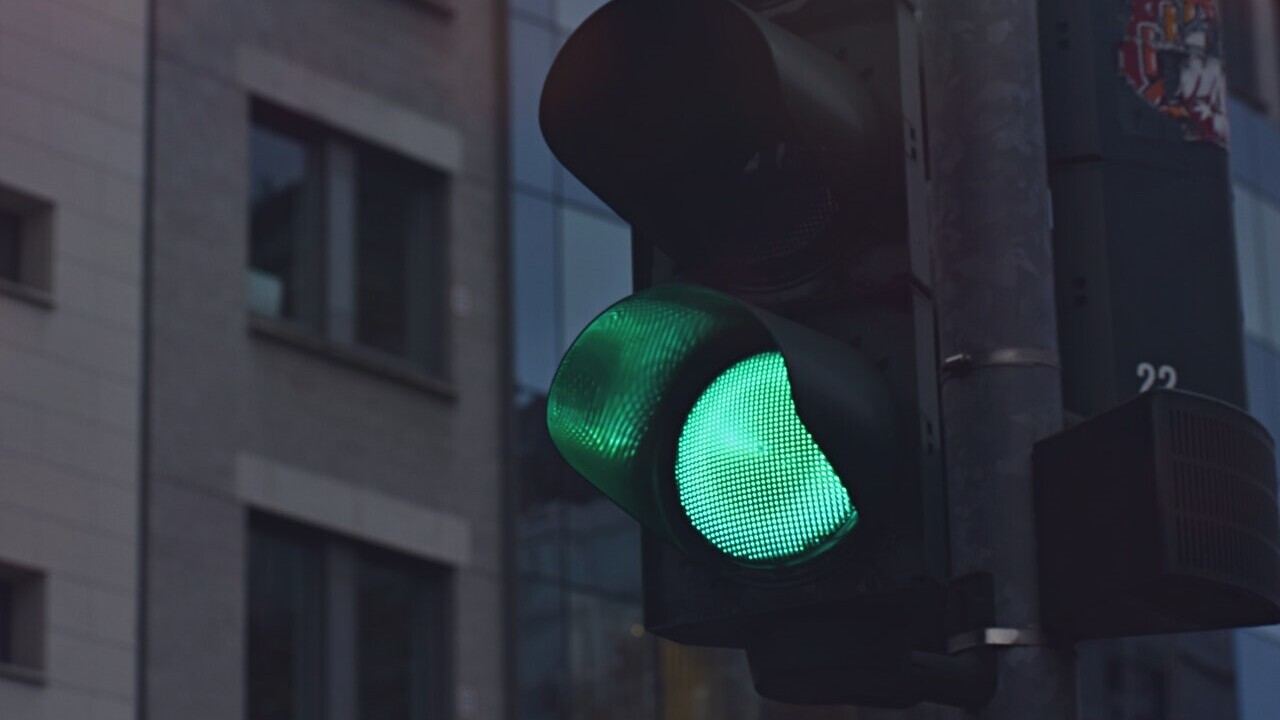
1137, 362, 1178, 392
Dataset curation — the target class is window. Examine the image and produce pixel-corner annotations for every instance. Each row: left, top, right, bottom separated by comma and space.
357, 548, 448, 718
0, 210, 22, 283
246, 519, 323, 719
0, 185, 53, 304
1223, 0, 1259, 101
248, 102, 448, 379
0, 580, 10, 665
246, 514, 451, 720
0, 561, 46, 684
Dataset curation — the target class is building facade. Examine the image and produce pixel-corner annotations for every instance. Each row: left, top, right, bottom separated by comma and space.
0, 0, 507, 719
0, 1, 148, 718
144, 0, 507, 718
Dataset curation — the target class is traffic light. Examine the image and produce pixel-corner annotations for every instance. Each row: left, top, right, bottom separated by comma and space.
540, 0, 991, 708
546, 283, 897, 570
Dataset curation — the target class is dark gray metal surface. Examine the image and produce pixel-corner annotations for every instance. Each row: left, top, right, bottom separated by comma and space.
920, 0, 1079, 716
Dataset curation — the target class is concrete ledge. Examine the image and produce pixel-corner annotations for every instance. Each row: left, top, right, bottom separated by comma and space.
235, 47, 464, 174
234, 452, 471, 567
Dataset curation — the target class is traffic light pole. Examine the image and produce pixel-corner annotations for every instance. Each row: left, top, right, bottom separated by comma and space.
919, 0, 1078, 718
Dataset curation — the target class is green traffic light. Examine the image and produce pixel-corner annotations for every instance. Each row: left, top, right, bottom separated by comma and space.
546, 285, 886, 571
676, 351, 856, 565
546, 290, 734, 486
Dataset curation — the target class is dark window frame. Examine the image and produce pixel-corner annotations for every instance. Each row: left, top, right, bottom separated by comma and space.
247, 100, 452, 385
246, 516, 326, 720
0, 560, 47, 686
0, 185, 54, 309
1224, 0, 1261, 104
0, 579, 11, 666
247, 104, 328, 334
246, 512, 453, 720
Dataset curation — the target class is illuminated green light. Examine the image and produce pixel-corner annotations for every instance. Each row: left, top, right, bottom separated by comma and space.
675, 351, 856, 565
547, 293, 732, 486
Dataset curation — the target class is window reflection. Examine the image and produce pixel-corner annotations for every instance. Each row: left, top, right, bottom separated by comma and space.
512, 195, 558, 393
568, 592, 654, 720
248, 121, 318, 325
248, 101, 448, 377
558, 206, 632, 353
0, 210, 21, 282
510, 18, 557, 192
247, 515, 448, 720
658, 643, 760, 720
246, 522, 324, 720
519, 578, 568, 720
358, 550, 440, 720
355, 147, 442, 374
0, 578, 11, 664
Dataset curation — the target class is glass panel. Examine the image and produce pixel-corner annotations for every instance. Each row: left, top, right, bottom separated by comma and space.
0, 579, 11, 664
357, 551, 440, 720
565, 499, 640, 597
249, 122, 321, 327
1129, 664, 1167, 720
1228, 97, 1261, 187
247, 522, 324, 720
1234, 185, 1268, 338
518, 579, 567, 720
355, 148, 441, 374
511, 0, 553, 24
1223, 0, 1258, 100
1171, 631, 1238, 719
510, 18, 557, 192
1245, 337, 1280, 440
1259, 202, 1280, 349
1237, 630, 1280, 720
512, 192, 558, 393
554, 0, 609, 33
566, 592, 654, 720
558, 207, 631, 353
0, 210, 21, 282
656, 642, 762, 720
561, 166, 610, 215
516, 497, 565, 581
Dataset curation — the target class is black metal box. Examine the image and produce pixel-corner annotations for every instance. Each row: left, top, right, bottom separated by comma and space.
1034, 389, 1280, 639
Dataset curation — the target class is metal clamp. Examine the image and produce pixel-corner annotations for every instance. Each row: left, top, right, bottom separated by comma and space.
941, 348, 1060, 382
947, 627, 1048, 655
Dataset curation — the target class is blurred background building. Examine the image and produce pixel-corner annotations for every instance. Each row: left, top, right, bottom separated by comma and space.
0, 0, 148, 718
144, 1, 506, 720
0, 0, 1279, 719
1218, 3, 1280, 717
0, 0, 506, 719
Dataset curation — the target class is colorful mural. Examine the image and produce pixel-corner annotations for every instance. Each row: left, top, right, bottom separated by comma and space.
1119, 0, 1228, 146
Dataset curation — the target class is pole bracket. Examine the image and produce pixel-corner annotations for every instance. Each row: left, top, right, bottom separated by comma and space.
940, 348, 1059, 382
947, 627, 1048, 654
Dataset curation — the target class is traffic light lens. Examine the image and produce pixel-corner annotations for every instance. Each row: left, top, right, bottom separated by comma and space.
675, 351, 857, 565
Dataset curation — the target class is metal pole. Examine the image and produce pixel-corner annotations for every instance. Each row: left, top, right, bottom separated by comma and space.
919, 0, 1078, 718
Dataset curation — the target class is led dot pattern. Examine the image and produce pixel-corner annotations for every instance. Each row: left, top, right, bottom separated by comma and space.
547, 288, 749, 497
676, 351, 857, 565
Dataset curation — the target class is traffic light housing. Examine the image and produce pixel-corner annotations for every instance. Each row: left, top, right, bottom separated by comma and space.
547, 284, 897, 571
540, 0, 985, 708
